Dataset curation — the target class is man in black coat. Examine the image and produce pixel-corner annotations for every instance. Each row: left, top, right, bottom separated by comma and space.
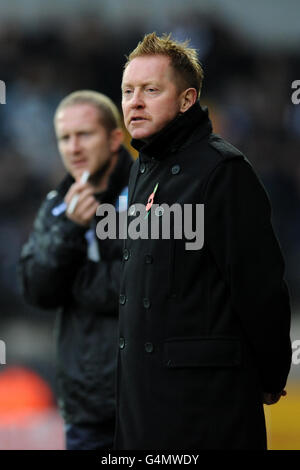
19, 90, 132, 450
115, 33, 292, 450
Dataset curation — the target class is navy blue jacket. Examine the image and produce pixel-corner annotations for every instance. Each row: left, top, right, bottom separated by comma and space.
19, 147, 132, 425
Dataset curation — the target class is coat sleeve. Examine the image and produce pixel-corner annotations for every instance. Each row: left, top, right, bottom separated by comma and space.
205, 157, 292, 393
18, 197, 87, 309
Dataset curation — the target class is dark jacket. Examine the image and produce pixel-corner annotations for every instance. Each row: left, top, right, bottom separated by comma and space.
115, 103, 292, 450
19, 147, 132, 425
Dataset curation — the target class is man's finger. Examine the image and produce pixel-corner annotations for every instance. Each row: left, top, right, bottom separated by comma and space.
65, 185, 94, 207
76, 195, 99, 215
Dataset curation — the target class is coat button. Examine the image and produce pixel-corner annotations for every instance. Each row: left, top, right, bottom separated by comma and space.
145, 342, 154, 353
119, 294, 127, 305
128, 205, 136, 216
145, 254, 153, 264
47, 190, 58, 200
155, 206, 164, 217
143, 298, 151, 309
140, 163, 146, 174
123, 248, 130, 261
171, 164, 180, 175
119, 337, 125, 349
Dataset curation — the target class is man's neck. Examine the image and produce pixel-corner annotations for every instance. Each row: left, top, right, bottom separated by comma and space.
90, 152, 118, 193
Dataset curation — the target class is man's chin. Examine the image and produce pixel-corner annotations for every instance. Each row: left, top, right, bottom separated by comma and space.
130, 129, 153, 141
70, 167, 89, 181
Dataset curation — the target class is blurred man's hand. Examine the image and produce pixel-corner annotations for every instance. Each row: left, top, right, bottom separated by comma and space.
64, 180, 99, 226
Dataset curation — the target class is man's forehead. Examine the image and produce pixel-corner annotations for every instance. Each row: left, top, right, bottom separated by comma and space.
56, 103, 99, 121
122, 55, 173, 84
55, 103, 103, 132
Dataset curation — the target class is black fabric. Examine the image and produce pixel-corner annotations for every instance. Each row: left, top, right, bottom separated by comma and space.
19, 146, 133, 425
65, 419, 115, 450
115, 102, 292, 450
163, 337, 242, 368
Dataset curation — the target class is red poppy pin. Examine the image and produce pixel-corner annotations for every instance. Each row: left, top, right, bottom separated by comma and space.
145, 183, 159, 219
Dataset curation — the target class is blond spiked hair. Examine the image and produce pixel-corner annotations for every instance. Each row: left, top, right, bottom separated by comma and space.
124, 32, 204, 98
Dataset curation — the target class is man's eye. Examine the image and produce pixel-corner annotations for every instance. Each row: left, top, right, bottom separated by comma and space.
123, 89, 132, 95
146, 88, 157, 92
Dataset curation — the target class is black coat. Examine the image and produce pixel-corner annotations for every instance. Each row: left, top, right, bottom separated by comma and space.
115, 103, 291, 450
19, 147, 132, 425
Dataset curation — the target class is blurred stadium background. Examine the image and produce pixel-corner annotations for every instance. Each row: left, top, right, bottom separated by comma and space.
0, 0, 299, 450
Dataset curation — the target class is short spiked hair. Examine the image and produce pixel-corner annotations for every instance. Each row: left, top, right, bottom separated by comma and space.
124, 32, 204, 98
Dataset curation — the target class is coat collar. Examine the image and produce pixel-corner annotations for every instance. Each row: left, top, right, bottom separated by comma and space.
130, 101, 212, 161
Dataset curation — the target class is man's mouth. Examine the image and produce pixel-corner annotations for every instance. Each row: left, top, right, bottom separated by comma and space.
130, 117, 147, 123
72, 159, 87, 167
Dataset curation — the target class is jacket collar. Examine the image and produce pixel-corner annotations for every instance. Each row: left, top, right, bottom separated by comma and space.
100, 145, 132, 204
130, 101, 212, 161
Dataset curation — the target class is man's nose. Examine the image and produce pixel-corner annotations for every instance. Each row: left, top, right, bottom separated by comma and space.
68, 136, 81, 153
130, 90, 145, 108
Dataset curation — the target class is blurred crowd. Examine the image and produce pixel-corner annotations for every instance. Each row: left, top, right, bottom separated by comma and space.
0, 11, 299, 339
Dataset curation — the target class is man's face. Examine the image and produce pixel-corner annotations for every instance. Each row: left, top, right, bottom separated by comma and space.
122, 55, 183, 140
55, 103, 113, 180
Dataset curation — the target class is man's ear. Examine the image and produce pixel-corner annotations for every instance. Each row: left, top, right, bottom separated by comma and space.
179, 88, 197, 113
109, 128, 124, 153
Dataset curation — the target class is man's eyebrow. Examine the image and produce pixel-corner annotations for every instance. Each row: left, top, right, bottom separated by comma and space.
121, 82, 133, 89
122, 81, 158, 89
